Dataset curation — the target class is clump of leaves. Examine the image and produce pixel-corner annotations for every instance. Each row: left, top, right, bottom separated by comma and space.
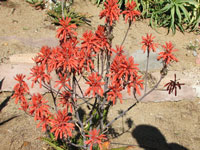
150, 0, 199, 34
47, 3, 91, 26
26, 0, 46, 9
188, 0, 200, 32
134, 0, 163, 18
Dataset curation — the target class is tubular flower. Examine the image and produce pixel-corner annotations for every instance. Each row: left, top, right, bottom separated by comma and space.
58, 91, 74, 113
55, 73, 72, 90
33, 46, 51, 67
85, 128, 107, 150
99, 0, 121, 26
115, 45, 124, 55
81, 31, 100, 54
85, 72, 105, 97
118, 56, 139, 82
141, 34, 158, 53
109, 53, 126, 81
78, 48, 95, 72
12, 74, 29, 111
157, 42, 178, 65
107, 82, 123, 104
37, 115, 51, 132
12, 87, 27, 105
95, 25, 110, 50
19, 100, 29, 111
58, 45, 79, 73
47, 47, 60, 73
126, 75, 144, 96
13, 74, 29, 93
29, 93, 51, 121
28, 65, 51, 88
56, 17, 77, 43
50, 109, 74, 140
122, 0, 141, 23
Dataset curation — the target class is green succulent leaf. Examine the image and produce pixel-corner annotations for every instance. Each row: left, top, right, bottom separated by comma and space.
176, 5, 182, 23
41, 137, 64, 150
179, 5, 189, 21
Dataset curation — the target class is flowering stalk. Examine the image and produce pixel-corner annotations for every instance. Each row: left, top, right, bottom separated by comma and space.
141, 34, 158, 93
120, 21, 131, 46
144, 49, 150, 93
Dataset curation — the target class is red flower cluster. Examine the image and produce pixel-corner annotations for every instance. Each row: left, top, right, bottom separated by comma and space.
50, 109, 74, 140
107, 83, 123, 104
108, 46, 143, 104
141, 33, 158, 53
85, 72, 105, 97
55, 73, 72, 90
157, 42, 178, 64
12, 74, 29, 111
58, 91, 74, 113
85, 128, 107, 150
28, 65, 51, 88
122, 0, 141, 23
57, 17, 77, 44
29, 93, 50, 121
99, 0, 121, 26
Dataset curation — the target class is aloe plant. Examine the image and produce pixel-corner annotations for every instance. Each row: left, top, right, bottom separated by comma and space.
47, 3, 90, 26
150, 0, 199, 34
26, 0, 45, 9
188, 0, 200, 32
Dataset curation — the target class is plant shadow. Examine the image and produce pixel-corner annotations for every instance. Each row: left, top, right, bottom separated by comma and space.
132, 124, 188, 150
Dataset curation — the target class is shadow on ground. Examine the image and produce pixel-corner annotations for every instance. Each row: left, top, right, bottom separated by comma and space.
132, 124, 188, 150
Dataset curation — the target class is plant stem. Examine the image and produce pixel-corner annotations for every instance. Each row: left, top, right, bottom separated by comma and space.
74, 76, 84, 97
101, 51, 104, 77
97, 54, 99, 73
75, 108, 86, 147
49, 80, 57, 112
121, 21, 131, 46
103, 75, 164, 131
144, 49, 150, 93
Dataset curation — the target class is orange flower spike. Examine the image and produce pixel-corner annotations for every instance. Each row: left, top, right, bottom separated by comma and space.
81, 31, 100, 54
85, 72, 105, 97
95, 25, 110, 50
122, 0, 141, 23
56, 17, 77, 43
37, 115, 51, 132
55, 73, 72, 90
50, 109, 74, 140
99, 0, 121, 26
58, 91, 74, 113
85, 128, 107, 150
33, 46, 51, 66
12, 87, 27, 105
29, 93, 51, 121
107, 83, 123, 104
157, 42, 178, 65
12, 74, 29, 111
28, 65, 51, 88
13, 74, 29, 93
141, 33, 158, 53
